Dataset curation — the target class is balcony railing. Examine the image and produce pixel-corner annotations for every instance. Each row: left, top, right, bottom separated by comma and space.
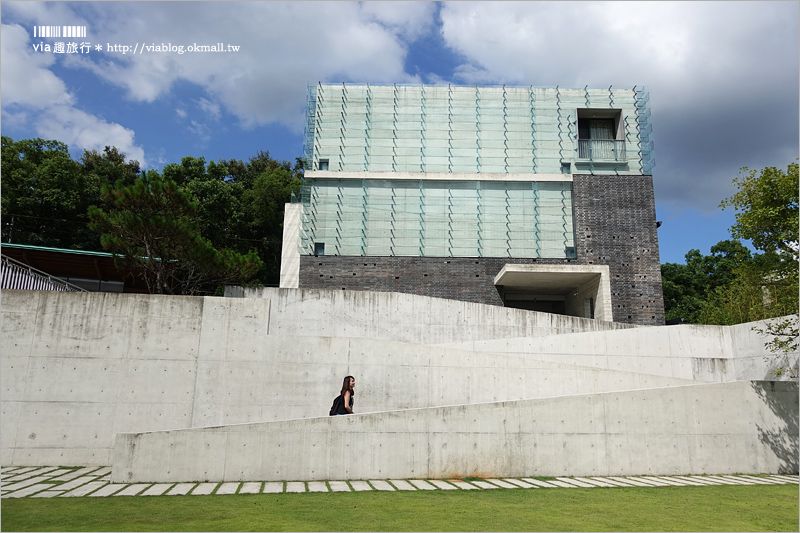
577, 139, 626, 161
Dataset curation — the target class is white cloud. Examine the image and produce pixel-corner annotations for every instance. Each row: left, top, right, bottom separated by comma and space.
35, 104, 145, 165
1, 21, 148, 166
360, 1, 437, 41
196, 98, 221, 120
438, 1, 800, 212
0, 23, 74, 108
5, 1, 430, 132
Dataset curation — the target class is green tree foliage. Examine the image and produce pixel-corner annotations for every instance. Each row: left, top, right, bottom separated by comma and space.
2, 137, 301, 291
81, 146, 141, 188
663, 162, 799, 376
661, 240, 753, 323
89, 170, 262, 295
1, 136, 101, 249
721, 161, 799, 261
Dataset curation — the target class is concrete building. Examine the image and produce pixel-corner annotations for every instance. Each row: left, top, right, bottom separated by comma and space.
280, 84, 664, 326
1, 288, 796, 482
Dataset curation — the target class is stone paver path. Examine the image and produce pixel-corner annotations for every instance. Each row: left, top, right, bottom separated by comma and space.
1, 467, 797, 498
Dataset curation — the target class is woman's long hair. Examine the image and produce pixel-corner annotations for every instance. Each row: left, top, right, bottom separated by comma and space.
340, 375, 355, 396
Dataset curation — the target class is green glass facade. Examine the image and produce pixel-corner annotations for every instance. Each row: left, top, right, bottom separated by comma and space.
299, 84, 654, 261
300, 179, 574, 258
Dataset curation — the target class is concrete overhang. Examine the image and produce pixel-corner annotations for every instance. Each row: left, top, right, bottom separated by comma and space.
494, 264, 613, 321
494, 264, 606, 294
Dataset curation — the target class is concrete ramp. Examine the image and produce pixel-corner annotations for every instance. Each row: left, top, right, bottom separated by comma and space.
440, 319, 798, 382
112, 381, 798, 483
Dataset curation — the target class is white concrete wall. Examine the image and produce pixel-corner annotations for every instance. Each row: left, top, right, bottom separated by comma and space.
0, 289, 693, 467
441, 319, 799, 382
1, 290, 270, 466
112, 381, 799, 482
227, 286, 636, 345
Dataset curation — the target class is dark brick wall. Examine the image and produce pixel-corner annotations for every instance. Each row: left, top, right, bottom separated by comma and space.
298, 174, 666, 326
571, 174, 665, 325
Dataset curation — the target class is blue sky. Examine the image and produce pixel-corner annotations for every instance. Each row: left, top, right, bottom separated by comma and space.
2, 1, 798, 264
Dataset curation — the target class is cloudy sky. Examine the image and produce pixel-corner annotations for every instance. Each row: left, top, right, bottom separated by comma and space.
2, 1, 798, 264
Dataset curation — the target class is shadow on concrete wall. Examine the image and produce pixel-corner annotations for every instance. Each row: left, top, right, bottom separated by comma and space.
751, 381, 799, 474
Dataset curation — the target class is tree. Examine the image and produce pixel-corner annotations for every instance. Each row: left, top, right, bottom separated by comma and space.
721, 161, 798, 260
81, 146, 140, 188
661, 239, 753, 322
719, 162, 799, 377
88, 170, 262, 295
1, 136, 102, 249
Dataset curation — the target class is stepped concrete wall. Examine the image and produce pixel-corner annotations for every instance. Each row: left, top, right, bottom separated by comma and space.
225, 286, 637, 344
441, 320, 798, 382
3, 288, 797, 478
0, 290, 691, 467
112, 381, 799, 483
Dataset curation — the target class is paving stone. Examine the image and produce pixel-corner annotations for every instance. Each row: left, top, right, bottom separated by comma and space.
190, 483, 218, 495
447, 479, 479, 490
141, 484, 173, 496
503, 478, 537, 488
42, 468, 75, 478
389, 480, 416, 491
520, 478, 560, 488
2, 476, 53, 491
166, 483, 196, 495
732, 475, 781, 485
642, 476, 687, 487
590, 477, 638, 487
215, 483, 240, 495
262, 482, 284, 493
624, 476, 669, 487
543, 479, 579, 488
114, 483, 151, 496
307, 482, 329, 493
555, 477, 595, 488
655, 476, 705, 486
704, 475, 752, 485
53, 476, 99, 492
573, 477, 615, 488
605, 477, 653, 487
91, 467, 113, 477
328, 481, 352, 492
239, 482, 262, 494
3, 483, 54, 498
4, 467, 37, 475
683, 476, 725, 485
767, 475, 798, 484
61, 481, 106, 497
368, 480, 395, 491
89, 484, 127, 497
30, 490, 65, 498
285, 482, 306, 493
471, 480, 499, 489
349, 481, 372, 491
408, 479, 436, 490
6, 467, 58, 480
428, 480, 458, 490
49, 467, 102, 482
486, 479, 519, 489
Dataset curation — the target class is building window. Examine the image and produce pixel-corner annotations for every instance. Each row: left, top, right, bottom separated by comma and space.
577, 109, 625, 160
314, 242, 325, 256
318, 159, 329, 171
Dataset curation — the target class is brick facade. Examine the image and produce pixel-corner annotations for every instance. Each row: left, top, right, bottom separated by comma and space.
299, 175, 665, 326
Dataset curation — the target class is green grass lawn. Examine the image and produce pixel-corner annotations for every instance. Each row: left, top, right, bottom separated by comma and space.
2, 483, 798, 532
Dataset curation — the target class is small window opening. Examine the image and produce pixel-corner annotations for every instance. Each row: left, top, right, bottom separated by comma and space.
318, 159, 329, 171
314, 242, 325, 256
